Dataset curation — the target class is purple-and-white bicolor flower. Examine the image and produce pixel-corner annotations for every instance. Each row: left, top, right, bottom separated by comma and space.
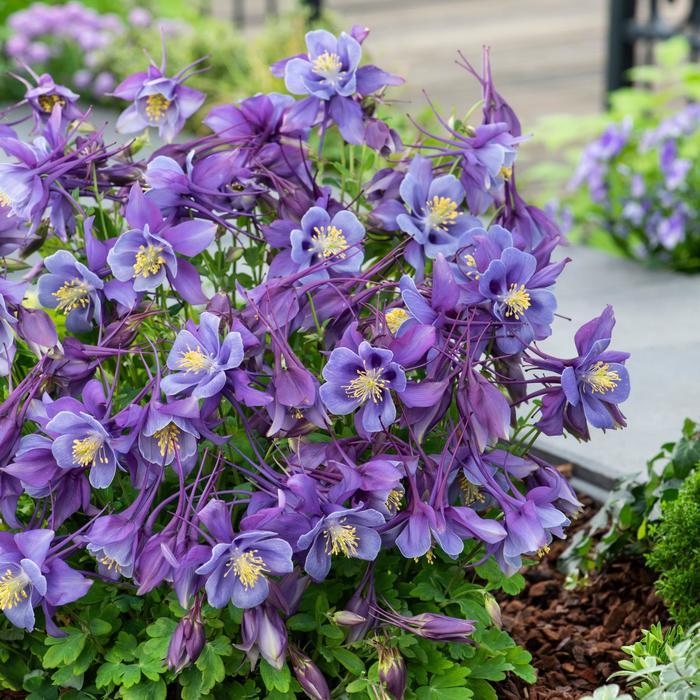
196, 531, 293, 609
161, 312, 244, 399
45, 409, 120, 489
107, 184, 214, 303
319, 341, 406, 433
37, 250, 103, 333
290, 206, 365, 281
297, 506, 384, 581
0, 529, 91, 631
112, 57, 205, 143
395, 156, 479, 274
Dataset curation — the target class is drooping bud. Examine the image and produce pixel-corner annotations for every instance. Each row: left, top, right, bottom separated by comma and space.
167, 603, 206, 673
377, 644, 406, 699
290, 646, 331, 700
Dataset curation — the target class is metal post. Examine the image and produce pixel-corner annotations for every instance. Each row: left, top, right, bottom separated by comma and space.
606, 0, 637, 96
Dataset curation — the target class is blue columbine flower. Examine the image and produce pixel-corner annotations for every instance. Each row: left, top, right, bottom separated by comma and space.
45, 409, 120, 489
37, 250, 104, 333
161, 312, 244, 399
0, 294, 17, 376
297, 506, 385, 581
0, 529, 91, 631
196, 531, 293, 609
112, 54, 205, 143
395, 156, 479, 275
319, 341, 406, 434
290, 206, 366, 282
107, 185, 215, 304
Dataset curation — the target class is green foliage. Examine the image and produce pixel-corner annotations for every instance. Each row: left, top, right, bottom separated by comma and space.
646, 470, 700, 626
0, 549, 534, 697
609, 623, 700, 698
560, 419, 700, 583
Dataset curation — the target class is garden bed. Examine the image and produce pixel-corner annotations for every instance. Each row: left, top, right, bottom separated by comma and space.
497, 496, 668, 699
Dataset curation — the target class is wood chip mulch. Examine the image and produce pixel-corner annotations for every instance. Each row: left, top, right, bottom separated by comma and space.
495, 495, 669, 700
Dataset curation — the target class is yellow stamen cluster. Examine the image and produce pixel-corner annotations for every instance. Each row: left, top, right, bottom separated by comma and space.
178, 347, 213, 373
153, 423, 181, 458
537, 545, 551, 559
72, 434, 107, 467
344, 368, 387, 404
38, 93, 66, 113
413, 548, 435, 565
225, 550, 268, 588
312, 51, 343, 79
133, 244, 166, 278
385, 488, 403, 513
463, 253, 480, 280
458, 473, 485, 505
499, 166, 513, 180
99, 556, 123, 574
324, 522, 359, 557
503, 283, 531, 319
385, 308, 409, 334
52, 279, 90, 314
0, 191, 11, 208
145, 94, 171, 122
312, 225, 348, 258
426, 195, 458, 231
0, 567, 29, 611
585, 361, 620, 395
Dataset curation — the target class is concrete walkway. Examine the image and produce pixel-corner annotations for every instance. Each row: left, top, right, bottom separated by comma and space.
536, 245, 700, 481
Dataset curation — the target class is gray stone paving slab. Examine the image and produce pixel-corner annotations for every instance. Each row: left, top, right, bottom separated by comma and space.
535, 246, 700, 480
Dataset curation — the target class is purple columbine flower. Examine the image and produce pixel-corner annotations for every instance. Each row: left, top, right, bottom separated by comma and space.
466, 228, 559, 354
106, 185, 214, 303
45, 409, 120, 489
161, 312, 244, 399
290, 206, 365, 281
278, 29, 403, 144
167, 602, 206, 672
85, 514, 138, 581
297, 506, 384, 581
112, 52, 205, 143
196, 531, 293, 610
537, 306, 630, 437
395, 156, 479, 273
23, 72, 82, 129
37, 250, 103, 333
284, 30, 362, 101
319, 341, 406, 433
138, 403, 200, 472
0, 529, 91, 631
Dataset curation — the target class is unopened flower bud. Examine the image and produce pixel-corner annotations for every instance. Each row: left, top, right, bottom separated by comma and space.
167, 608, 206, 673
484, 593, 502, 628
290, 646, 330, 700
378, 645, 406, 699
332, 610, 367, 626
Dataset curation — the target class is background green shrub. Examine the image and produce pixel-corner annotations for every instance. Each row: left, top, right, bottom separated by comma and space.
646, 470, 700, 626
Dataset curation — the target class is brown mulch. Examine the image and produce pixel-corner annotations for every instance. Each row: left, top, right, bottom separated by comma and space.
496, 495, 669, 700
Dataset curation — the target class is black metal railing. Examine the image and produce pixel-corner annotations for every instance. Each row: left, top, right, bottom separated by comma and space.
607, 0, 700, 93
207, 0, 322, 27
